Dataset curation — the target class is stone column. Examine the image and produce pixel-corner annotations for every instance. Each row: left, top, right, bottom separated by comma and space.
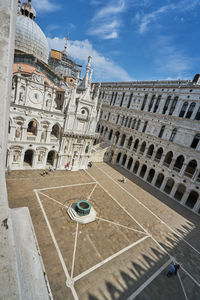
46, 129, 51, 143
180, 190, 190, 205
193, 199, 200, 213
170, 183, 179, 198
160, 177, 168, 192
190, 104, 199, 120
172, 100, 183, 117
21, 126, 27, 141
179, 163, 187, 177
36, 129, 42, 143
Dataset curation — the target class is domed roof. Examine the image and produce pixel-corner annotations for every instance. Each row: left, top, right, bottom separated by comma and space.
15, 14, 49, 64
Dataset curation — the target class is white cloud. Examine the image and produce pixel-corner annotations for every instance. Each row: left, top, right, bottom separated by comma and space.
89, 0, 126, 39
47, 37, 133, 81
32, 0, 60, 12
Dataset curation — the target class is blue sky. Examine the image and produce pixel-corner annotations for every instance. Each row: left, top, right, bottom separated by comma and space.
32, 0, 200, 82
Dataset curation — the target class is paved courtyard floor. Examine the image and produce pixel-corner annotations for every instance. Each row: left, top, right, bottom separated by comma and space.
6, 162, 200, 300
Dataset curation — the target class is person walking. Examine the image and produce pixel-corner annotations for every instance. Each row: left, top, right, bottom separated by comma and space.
174, 264, 180, 276
122, 177, 126, 183
167, 264, 175, 277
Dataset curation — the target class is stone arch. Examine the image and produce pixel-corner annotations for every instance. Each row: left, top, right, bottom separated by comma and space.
133, 161, 140, 174
164, 178, 175, 194
147, 168, 155, 183
127, 157, 133, 170
185, 191, 199, 209
114, 131, 120, 145
97, 124, 100, 132
173, 155, 184, 172
133, 139, 139, 151
174, 184, 186, 201
184, 160, 197, 178
100, 125, 104, 134
140, 141, 146, 154
51, 123, 61, 139
127, 136, 133, 149
163, 151, 173, 167
108, 129, 113, 141
120, 134, 126, 147
154, 147, 163, 162
116, 152, 122, 163
155, 173, 164, 188
27, 119, 38, 136
147, 144, 154, 157
47, 150, 56, 166
139, 164, 147, 178
24, 149, 34, 166
122, 154, 127, 166
191, 133, 200, 149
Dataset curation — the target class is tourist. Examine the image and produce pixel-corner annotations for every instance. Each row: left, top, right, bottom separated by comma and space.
88, 161, 93, 168
167, 264, 175, 277
122, 177, 126, 183
174, 264, 180, 276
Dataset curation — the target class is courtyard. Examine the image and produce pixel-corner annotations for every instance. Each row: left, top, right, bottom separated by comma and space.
6, 162, 200, 300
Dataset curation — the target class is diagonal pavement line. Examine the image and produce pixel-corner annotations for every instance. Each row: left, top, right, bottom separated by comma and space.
126, 258, 173, 300
38, 191, 68, 208
94, 164, 200, 257
177, 272, 189, 300
87, 183, 97, 201
180, 266, 200, 287
71, 222, 79, 279
36, 181, 96, 192
96, 217, 148, 235
73, 235, 149, 282
34, 191, 79, 300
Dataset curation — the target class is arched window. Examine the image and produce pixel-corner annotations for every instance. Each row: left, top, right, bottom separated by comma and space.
116, 152, 121, 163
133, 161, 140, 174
191, 134, 200, 149
158, 125, 165, 138
195, 106, 200, 120
173, 155, 184, 172
169, 96, 178, 115
164, 178, 174, 194
185, 102, 196, 119
147, 144, 154, 157
140, 142, 146, 154
155, 173, 164, 188
162, 96, 171, 114
100, 126, 104, 134
51, 124, 60, 139
133, 139, 139, 151
136, 119, 141, 131
148, 95, 155, 111
169, 128, 177, 142
108, 129, 113, 140
139, 164, 147, 178
122, 154, 127, 166
154, 147, 163, 162
27, 120, 37, 136
120, 134, 126, 147
179, 102, 188, 117
124, 117, 129, 127
153, 95, 161, 113
127, 94, 133, 108
163, 151, 173, 167
141, 94, 148, 110
142, 121, 148, 133
114, 131, 120, 145
127, 157, 133, 170
128, 118, 132, 128
185, 191, 199, 209
97, 124, 100, 132
132, 119, 136, 129
121, 116, 125, 126
174, 184, 186, 201
184, 160, 197, 178
127, 136, 133, 149
147, 169, 155, 183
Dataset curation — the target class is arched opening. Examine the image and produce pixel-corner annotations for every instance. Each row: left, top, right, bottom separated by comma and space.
185, 191, 199, 209
164, 178, 174, 194
47, 151, 56, 166
179, 102, 188, 117
185, 102, 196, 119
163, 151, 173, 167
132, 119, 136, 129
191, 134, 200, 149
122, 154, 127, 166
108, 129, 113, 141
116, 152, 121, 163
97, 124, 100, 132
155, 173, 164, 188
51, 124, 60, 139
100, 126, 104, 134
114, 131, 120, 145
127, 157, 133, 170
127, 137, 133, 149
147, 169, 155, 183
24, 150, 34, 166
128, 118, 132, 128
140, 142, 146, 154
139, 164, 147, 178
174, 184, 186, 201
133, 139, 139, 151
154, 147, 163, 162
27, 120, 37, 136
109, 150, 114, 162
147, 144, 154, 157
169, 128, 177, 142
120, 134, 126, 147
133, 161, 140, 174
184, 160, 197, 178
173, 155, 184, 172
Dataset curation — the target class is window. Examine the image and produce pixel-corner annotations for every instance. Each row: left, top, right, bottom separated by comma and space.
113, 92, 118, 106
110, 92, 115, 105
148, 95, 155, 111
191, 134, 200, 149
132, 118, 136, 129
179, 102, 188, 117
120, 93, 125, 107
142, 121, 148, 133
124, 117, 128, 127
169, 128, 177, 142
185, 102, 196, 119
136, 119, 141, 130
162, 96, 171, 114
153, 95, 161, 113
127, 93, 133, 108
169, 96, 178, 115
128, 118, 132, 128
107, 112, 110, 121
121, 116, 125, 126
116, 114, 120, 124
195, 106, 200, 120
141, 94, 148, 110
158, 125, 165, 138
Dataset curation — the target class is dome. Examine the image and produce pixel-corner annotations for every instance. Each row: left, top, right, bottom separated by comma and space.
15, 15, 49, 63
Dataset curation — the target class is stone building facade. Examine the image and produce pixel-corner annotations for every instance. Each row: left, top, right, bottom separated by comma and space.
7, 0, 99, 171
96, 79, 200, 215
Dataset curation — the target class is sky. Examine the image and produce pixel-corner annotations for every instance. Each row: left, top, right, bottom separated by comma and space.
32, 0, 200, 82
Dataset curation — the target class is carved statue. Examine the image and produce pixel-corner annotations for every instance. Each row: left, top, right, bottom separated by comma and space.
41, 130, 46, 141
13, 151, 20, 162
19, 88, 25, 102
38, 152, 45, 162
15, 126, 21, 138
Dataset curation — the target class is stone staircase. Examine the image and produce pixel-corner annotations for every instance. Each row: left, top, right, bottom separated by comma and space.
90, 142, 111, 162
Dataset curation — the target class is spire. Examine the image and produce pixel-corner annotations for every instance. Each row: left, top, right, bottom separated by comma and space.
64, 32, 69, 52
78, 56, 92, 90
